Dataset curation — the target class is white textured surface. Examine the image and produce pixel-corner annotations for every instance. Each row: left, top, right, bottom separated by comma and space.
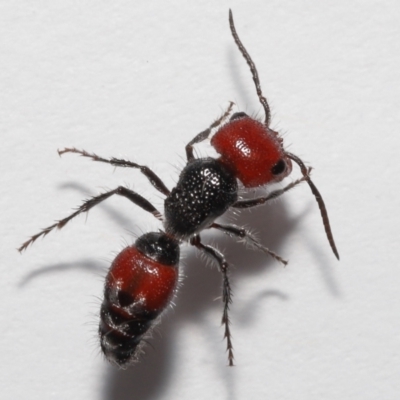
2, 1, 399, 399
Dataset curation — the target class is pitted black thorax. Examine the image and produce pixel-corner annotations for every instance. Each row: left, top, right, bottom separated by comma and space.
164, 158, 238, 239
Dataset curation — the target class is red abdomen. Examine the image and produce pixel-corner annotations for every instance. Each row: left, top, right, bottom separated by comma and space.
100, 245, 178, 367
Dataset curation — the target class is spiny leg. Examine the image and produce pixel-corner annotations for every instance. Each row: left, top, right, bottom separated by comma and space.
229, 10, 271, 126
286, 152, 339, 260
190, 235, 234, 366
185, 102, 234, 162
232, 169, 311, 209
18, 187, 162, 252
58, 148, 170, 196
211, 222, 287, 266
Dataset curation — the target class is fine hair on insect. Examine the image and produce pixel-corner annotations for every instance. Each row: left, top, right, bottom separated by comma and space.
19, 10, 338, 368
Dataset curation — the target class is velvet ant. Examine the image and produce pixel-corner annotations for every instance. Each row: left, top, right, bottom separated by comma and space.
19, 10, 338, 368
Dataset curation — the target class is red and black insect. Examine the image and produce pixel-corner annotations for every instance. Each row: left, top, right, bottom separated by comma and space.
19, 10, 338, 368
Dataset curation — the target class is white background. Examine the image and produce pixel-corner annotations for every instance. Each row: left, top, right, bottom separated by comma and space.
1, 1, 399, 399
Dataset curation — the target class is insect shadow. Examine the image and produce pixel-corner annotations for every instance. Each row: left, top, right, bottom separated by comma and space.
99, 187, 301, 400
18, 175, 336, 400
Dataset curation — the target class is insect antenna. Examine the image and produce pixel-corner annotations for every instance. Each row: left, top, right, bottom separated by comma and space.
229, 9, 271, 126
287, 152, 339, 260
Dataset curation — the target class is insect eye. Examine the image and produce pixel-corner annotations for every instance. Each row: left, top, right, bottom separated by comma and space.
271, 159, 286, 175
230, 112, 248, 121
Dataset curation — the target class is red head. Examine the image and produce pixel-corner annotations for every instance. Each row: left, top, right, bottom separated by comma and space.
211, 113, 292, 188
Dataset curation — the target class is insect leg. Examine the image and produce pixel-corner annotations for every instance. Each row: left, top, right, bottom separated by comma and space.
211, 222, 287, 265
232, 170, 310, 208
185, 102, 234, 162
58, 148, 170, 196
18, 187, 162, 252
191, 235, 234, 366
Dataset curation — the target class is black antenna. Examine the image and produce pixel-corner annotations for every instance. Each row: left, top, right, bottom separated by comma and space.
287, 152, 340, 260
229, 9, 271, 126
